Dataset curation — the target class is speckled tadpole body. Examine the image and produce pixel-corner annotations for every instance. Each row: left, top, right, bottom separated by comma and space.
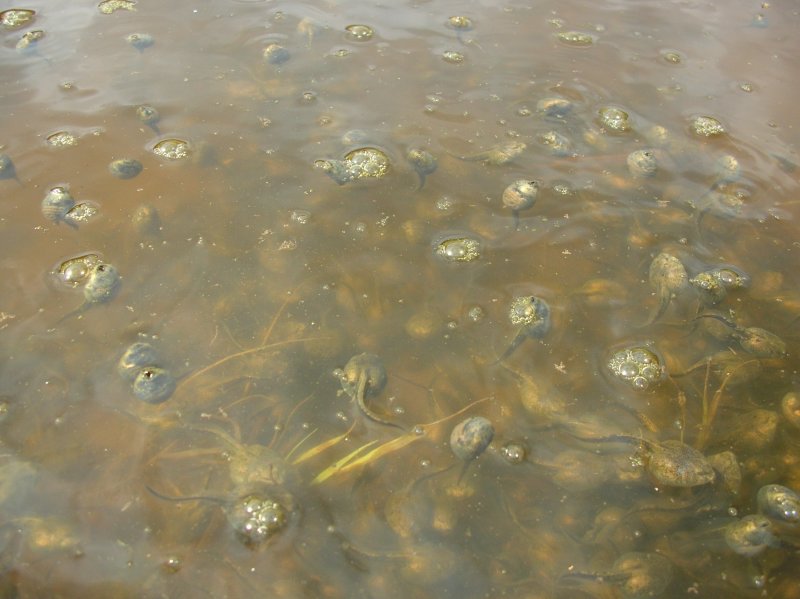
647, 252, 688, 324
457, 141, 526, 165
406, 148, 437, 190
498, 295, 551, 362
450, 416, 494, 483
339, 353, 402, 429
58, 262, 121, 323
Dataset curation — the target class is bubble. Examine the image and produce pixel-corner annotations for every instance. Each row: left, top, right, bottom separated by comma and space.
62, 262, 88, 284
660, 49, 683, 64
290, 210, 311, 224
442, 51, 464, 64
598, 106, 631, 132
152, 139, 190, 160
447, 16, 473, 31
0, 9, 35, 29
227, 493, 289, 546
56, 254, 101, 286
641, 365, 661, 381
435, 195, 455, 211
65, 202, 99, 225
691, 115, 725, 137
608, 346, 663, 390
434, 236, 481, 262
556, 31, 595, 46
467, 305, 485, 322
46, 131, 78, 147
344, 24, 374, 41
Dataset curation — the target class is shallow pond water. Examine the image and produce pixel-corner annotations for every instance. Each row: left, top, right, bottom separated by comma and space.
1, 0, 800, 597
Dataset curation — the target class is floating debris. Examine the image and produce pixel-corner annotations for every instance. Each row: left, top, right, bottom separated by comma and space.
457, 141, 526, 165
0, 9, 35, 29
16, 29, 44, 52
98, 0, 136, 14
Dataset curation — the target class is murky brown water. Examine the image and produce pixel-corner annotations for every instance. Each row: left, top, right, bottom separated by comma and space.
2, 0, 800, 597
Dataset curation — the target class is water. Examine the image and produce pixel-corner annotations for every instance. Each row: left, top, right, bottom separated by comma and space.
1, 0, 799, 597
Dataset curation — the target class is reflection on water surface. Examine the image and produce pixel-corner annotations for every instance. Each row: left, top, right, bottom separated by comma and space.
1, 0, 800, 597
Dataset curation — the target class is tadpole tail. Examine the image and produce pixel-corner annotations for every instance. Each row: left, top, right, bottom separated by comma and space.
455, 460, 476, 485
354, 372, 405, 431
494, 331, 527, 364
642, 289, 670, 327
693, 311, 736, 328
145, 485, 222, 505
53, 304, 88, 327
557, 571, 628, 587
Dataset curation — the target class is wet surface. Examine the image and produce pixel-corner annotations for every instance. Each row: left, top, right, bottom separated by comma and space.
1, 0, 800, 597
